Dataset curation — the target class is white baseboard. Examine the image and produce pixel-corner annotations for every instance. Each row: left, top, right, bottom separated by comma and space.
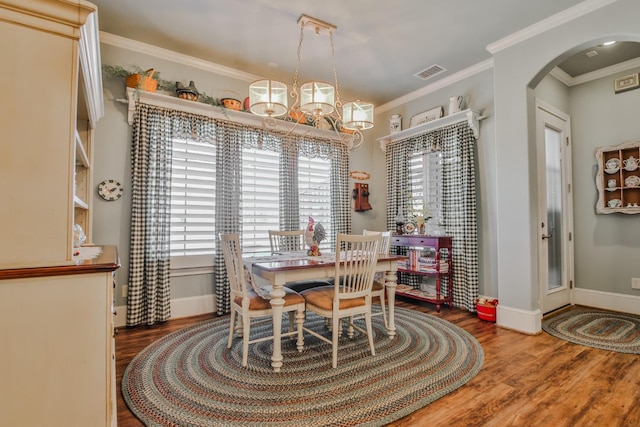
572, 288, 640, 315
494, 288, 640, 335
114, 294, 216, 327
496, 305, 543, 335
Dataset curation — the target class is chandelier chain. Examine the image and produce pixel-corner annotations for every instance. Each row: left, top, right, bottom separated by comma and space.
329, 31, 342, 110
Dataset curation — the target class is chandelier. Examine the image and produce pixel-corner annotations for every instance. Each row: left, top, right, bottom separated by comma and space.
248, 14, 374, 150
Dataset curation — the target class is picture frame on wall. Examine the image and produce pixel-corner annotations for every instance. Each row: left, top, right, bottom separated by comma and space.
614, 73, 639, 94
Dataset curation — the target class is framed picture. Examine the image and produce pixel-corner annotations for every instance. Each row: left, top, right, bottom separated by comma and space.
614, 73, 639, 94
410, 106, 444, 128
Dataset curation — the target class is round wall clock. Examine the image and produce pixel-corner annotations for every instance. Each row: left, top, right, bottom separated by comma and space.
98, 179, 123, 201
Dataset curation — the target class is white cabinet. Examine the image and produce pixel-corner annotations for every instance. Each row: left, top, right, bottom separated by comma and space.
0, 1, 114, 425
0, 0, 103, 268
0, 246, 119, 427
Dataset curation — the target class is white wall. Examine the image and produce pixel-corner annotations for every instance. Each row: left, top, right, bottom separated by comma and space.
493, 0, 640, 332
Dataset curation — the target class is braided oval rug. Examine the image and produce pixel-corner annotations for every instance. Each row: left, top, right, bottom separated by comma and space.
122, 307, 484, 426
542, 306, 640, 354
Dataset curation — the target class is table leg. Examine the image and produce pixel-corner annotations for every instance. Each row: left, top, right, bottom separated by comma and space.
269, 282, 286, 373
384, 269, 397, 338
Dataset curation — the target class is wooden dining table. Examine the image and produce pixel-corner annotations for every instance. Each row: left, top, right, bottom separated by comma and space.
245, 252, 405, 372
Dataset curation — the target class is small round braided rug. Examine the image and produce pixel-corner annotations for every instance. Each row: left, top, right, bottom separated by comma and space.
542, 307, 640, 354
122, 307, 484, 426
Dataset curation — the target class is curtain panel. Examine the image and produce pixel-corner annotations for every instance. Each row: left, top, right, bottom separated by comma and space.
127, 101, 350, 320
385, 121, 479, 311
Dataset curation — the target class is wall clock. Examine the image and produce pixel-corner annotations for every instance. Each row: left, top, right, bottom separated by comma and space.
98, 179, 123, 201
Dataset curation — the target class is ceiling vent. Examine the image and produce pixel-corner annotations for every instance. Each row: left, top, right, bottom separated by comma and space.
585, 50, 598, 58
414, 64, 446, 80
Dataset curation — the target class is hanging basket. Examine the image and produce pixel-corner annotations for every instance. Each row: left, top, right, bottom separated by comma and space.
126, 68, 158, 92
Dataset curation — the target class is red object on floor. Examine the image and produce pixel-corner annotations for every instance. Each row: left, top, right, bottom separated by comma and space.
476, 302, 497, 322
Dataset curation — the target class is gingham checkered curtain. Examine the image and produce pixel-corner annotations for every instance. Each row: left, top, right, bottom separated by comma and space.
212, 121, 350, 315
127, 103, 350, 317
385, 121, 479, 311
127, 103, 173, 326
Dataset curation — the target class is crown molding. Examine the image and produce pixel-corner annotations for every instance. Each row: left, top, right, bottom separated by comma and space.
376, 59, 493, 113
486, 0, 619, 54
548, 67, 573, 86
550, 56, 640, 87
100, 32, 263, 83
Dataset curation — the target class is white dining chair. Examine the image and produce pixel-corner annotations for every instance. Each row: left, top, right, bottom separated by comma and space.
268, 229, 304, 254
268, 229, 332, 292
300, 233, 381, 368
363, 229, 392, 328
220, 233, 305, 367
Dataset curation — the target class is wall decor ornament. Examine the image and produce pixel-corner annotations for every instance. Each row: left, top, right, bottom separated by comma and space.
614, 73, 639, 94
409, 106, 443, 128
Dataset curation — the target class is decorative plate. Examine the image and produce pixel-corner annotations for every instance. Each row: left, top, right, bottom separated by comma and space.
605, 166, 620, 174
349, 170, 371, 181
605, 158, 621, 170
625, 175, 640, 187
402, 221, 416, 234
98, 179, 123, 201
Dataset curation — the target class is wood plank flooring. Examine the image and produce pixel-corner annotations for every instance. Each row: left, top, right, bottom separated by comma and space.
115, 300, 640, 426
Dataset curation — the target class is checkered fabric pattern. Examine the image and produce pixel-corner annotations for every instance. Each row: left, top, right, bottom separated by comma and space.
127, 103, 173, 326
128, 104, 351, 317
212, 119, 351, 315
385, 122, 479, 311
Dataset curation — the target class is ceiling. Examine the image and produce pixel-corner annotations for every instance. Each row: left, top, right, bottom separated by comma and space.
90, 0, 640, 107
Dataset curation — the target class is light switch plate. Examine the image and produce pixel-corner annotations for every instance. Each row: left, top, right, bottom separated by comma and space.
632, 278, 640, 289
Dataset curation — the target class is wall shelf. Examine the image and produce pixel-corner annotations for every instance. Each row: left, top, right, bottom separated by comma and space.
377, 109, 484, 151
595, 141, 640, 214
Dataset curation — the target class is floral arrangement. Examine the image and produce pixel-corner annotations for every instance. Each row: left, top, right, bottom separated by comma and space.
412, 208, 432, 227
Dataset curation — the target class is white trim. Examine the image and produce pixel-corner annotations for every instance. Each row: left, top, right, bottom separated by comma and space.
100, 31, 263, 83
376, 59, 493, 113
486, 0, 619, 54
549, 67, 574, 86
496, 305, 543, 335
573, 288, 640, 316
114, 294, 216, 327
377, 109, 484, 151
79, 11, 104, 126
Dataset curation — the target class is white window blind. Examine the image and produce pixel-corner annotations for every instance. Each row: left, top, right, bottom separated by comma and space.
409, 151, 443, 229
241, 148, 280, 255
170, 137, 332, 265
170, 138, 216, 265
298, 156, 332, 251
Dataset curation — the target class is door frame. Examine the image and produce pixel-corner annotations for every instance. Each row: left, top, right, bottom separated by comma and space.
535, 99, 575, 314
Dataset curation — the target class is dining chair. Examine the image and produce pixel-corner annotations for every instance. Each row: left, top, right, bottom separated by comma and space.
268, 229, 304, 254
220, 233, 305, 367
300, 233, 381, 368
363, 229, 392, 328
268, 229, 332, 292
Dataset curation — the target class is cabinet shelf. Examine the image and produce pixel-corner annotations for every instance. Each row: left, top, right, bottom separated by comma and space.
595, 141, 640, 214
75, 130, 90, 167
391, 234, 453, 312
74, 196, 89, 210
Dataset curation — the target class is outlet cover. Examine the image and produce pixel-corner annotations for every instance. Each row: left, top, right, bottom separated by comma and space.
122, 285, 128, 297
632, 278, 640, 289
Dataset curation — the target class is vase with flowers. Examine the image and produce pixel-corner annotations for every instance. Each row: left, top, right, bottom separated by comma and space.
412, 208, 432, 235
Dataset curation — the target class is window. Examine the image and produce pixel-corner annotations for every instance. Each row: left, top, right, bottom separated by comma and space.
170, 137, 332, 267
409, 151, 442, 229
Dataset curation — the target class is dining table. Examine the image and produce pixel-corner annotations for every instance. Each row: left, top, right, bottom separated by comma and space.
244, 251, 405, 372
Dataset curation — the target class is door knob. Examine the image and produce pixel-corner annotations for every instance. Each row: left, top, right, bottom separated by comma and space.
541, 234, 552, 240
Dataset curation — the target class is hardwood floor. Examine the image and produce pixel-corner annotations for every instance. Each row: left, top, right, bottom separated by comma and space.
116, 300, 640, 426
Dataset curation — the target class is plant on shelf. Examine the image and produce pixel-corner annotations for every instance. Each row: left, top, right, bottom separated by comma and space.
101, 64, 222, 107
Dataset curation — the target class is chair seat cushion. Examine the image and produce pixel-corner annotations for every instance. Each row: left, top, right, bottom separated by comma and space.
300, 285, 366, 311
235, 286, 304, 310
